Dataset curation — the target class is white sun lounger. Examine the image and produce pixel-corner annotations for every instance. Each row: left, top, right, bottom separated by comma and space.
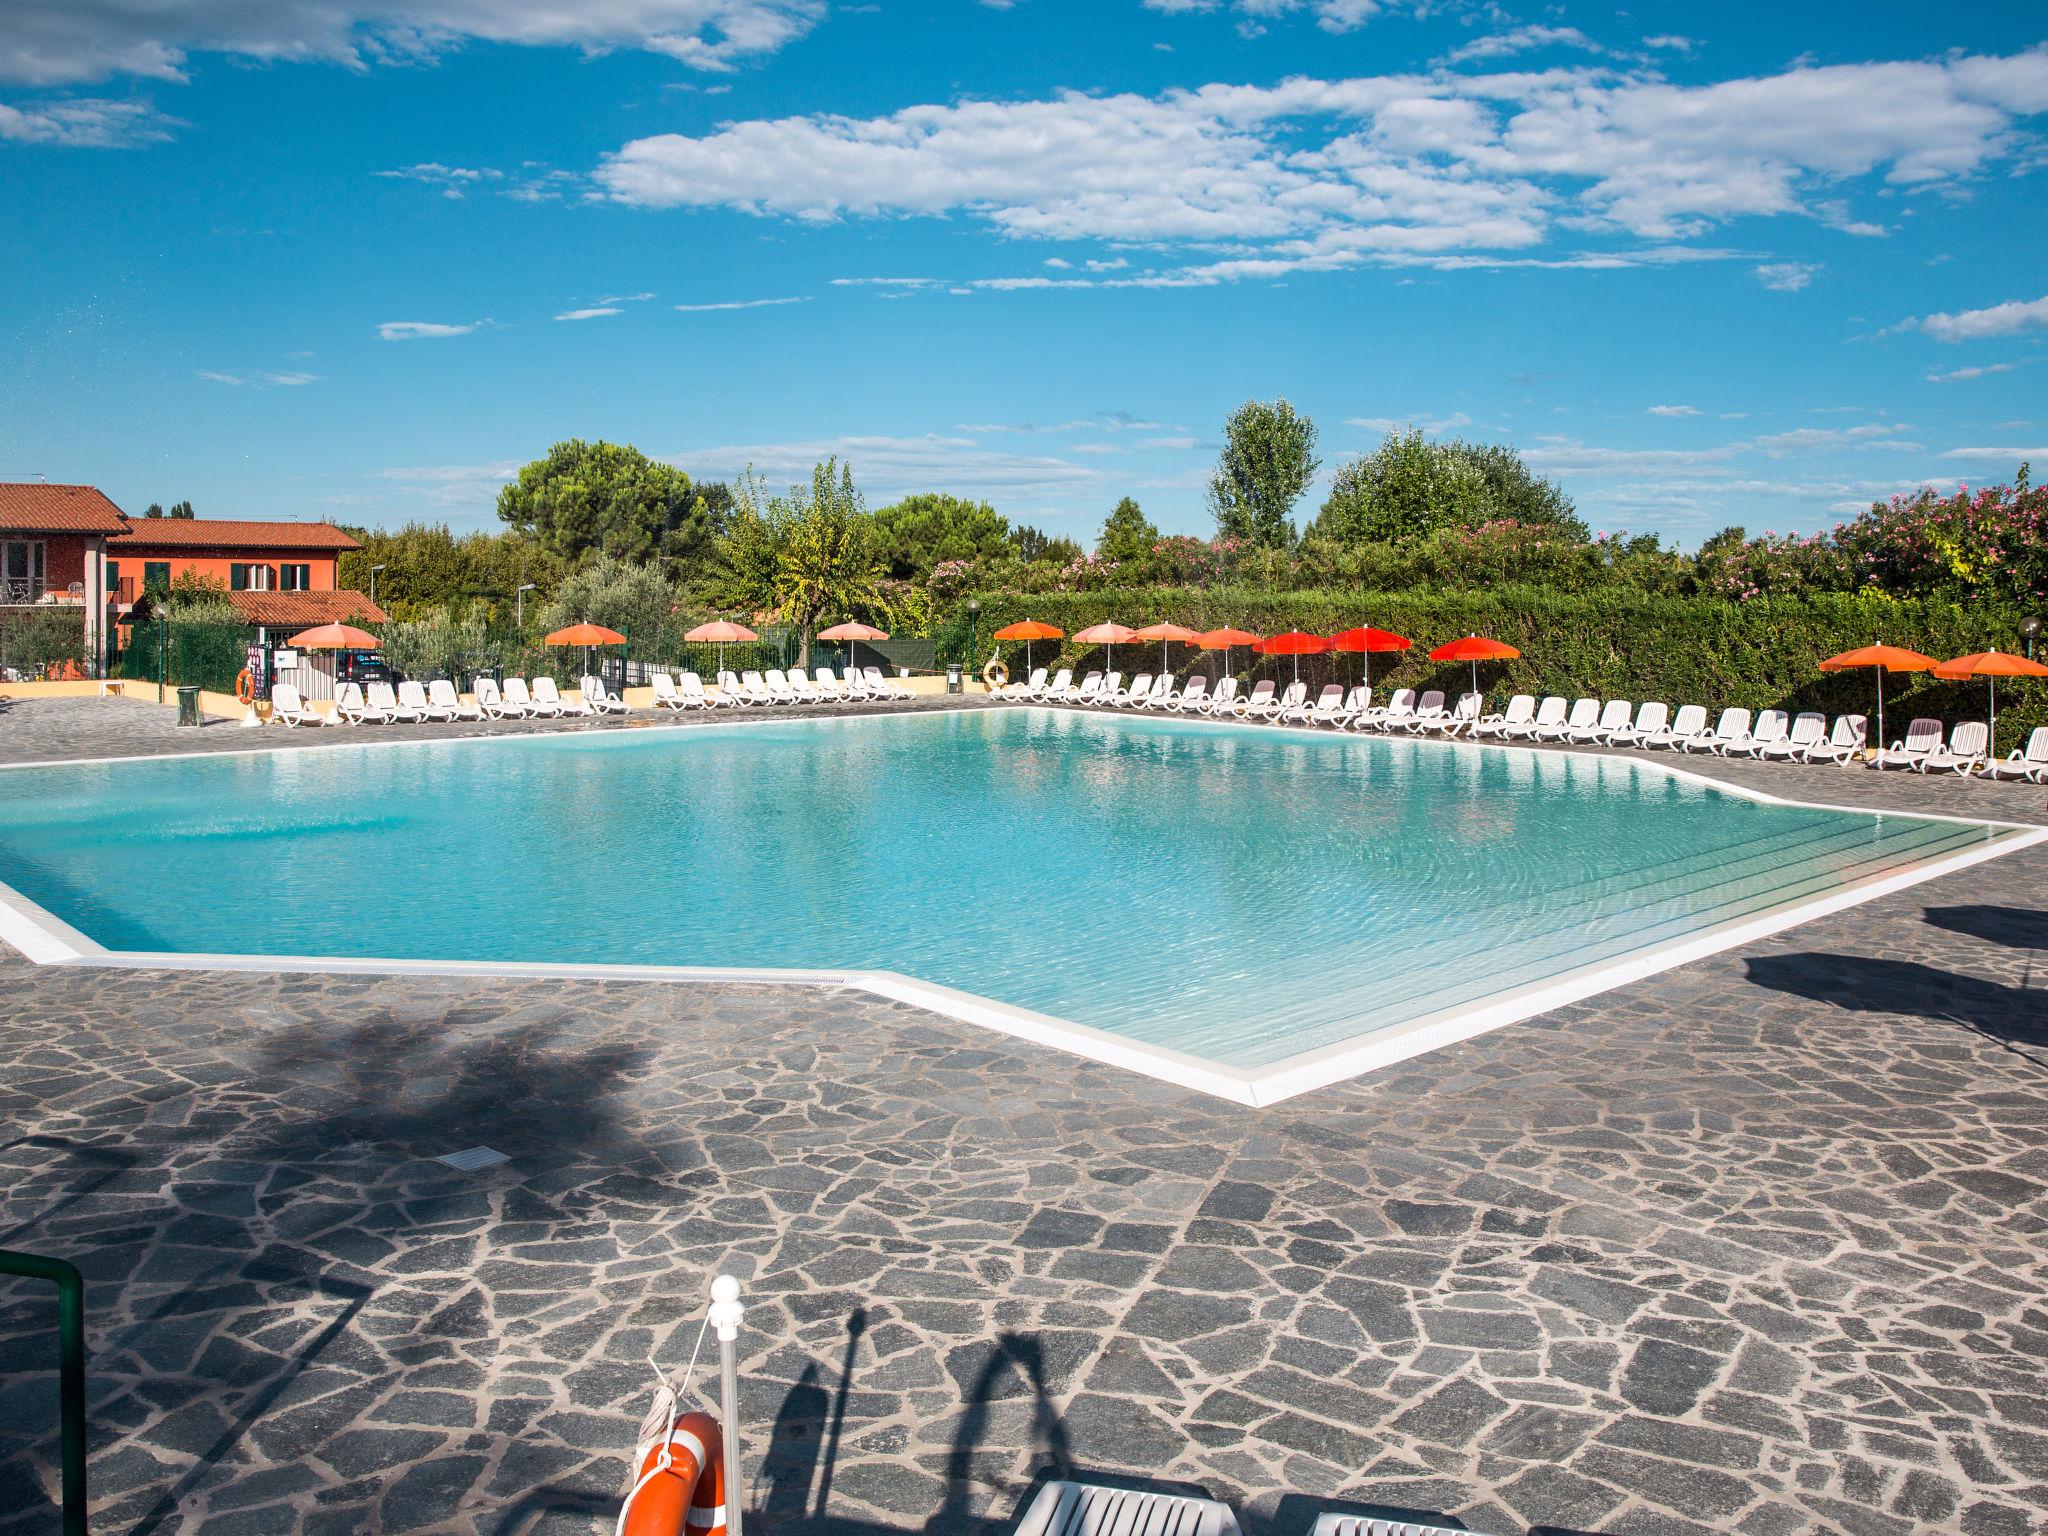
582, 675, 629, 714
1676, 706, 1750, 753
1916, 720, 1988, 774
1870, 716, 1943, 770
430, 679, 482, 721
864, 666, 914, 700
651, 673, 687, 710
1001, 666, 1048, 700
1606, 700, 1667, 747
1037, 667, 1075, 700
783, 670, 820, 703
506, 677, 555, 717
1801, 713, 1866, 764
1140, 676, 1179, 710
1758, 711, 1826, 760
1172, 675, 1210, 713
1574, 699, 1632, 744
1637, 703, 1705, 749
269, 683, 327, 727
738, 671, 776, 706
1469, 693, 1535, 739
1008, 1481, 1242, 1536
473, 677, 518, 719
535, 676, 591, 715
1108, 672, 1154, 707
1507, 695, 1567, 741
1200, 677, 1240, 715
1081, 671, 1117, 705
333, 681, 370, 723
1431, 691, 1484, 735
1718, 707, 1788, 757
1232, 679, 1278, 719
1983, 725, 2048, 782
678, 672, 712, 709
400, 679, 449, 721
369, 681, 420, 723
1356, 687, 1415, 732
761, 669, 797, 704
1286, 683, 1341, 725
1257, 681, 1307, 722
1392, 689, 1446, 734
1537, 696, 1597, 742
1323, 684, 1370, 728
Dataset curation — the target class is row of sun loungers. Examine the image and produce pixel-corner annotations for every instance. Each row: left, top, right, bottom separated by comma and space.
650, 666, 915, 709
1000, 667, 2048, 780
270, 675, 629, 727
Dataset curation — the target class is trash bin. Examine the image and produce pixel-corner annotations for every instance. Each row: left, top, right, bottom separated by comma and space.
176, 685, 201, 726
945, 664, 962, 694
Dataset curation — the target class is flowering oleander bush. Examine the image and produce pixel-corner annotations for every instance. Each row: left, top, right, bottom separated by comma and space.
1834, 476, 2048, 607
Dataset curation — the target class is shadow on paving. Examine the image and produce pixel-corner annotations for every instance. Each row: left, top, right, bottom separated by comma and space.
1744, 950, 2048, 1071
1919, 903, 2048, 952
0, 1008, 656, 1536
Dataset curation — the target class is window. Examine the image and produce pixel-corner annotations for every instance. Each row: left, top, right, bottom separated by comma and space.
230, 563, 274, 592
280, 563, 311, 591
142, 561, 170, 595
2, 539, 45, 601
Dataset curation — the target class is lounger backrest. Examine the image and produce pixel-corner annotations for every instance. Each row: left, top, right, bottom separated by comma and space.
369, 682, 399, 709
651, 673, 678, 698
1633, 702, 1667, 734
1948, 721, 1988, 756
1503, 694, 1535, 723
399, 681, 429, 707
473, 678, 499, 705
581, 675, 605, 699
1903, 717, 1941, 751
1315, 684, 1344, 706
1182, 677, 1207, 698
1533, 696, 1567, 725
1096, 672, 1121, 695
1712, 707, 1750, 738
1246, 680, 1275, 703
505, 678, 533, 703
1832, 714, 1866, 747
1048, 669, 1073, 692
1280, 681, 1307, 707
1669, 704, 1707, 735
1213, 678, 1239, 704
1788, 711, 1824, 744
1565, 697, 1598, 727
682, 673, 705, 697
1126, 674, 1153, 697
1753, 709, 1788, 741
1598, 700, 1631, 730
1452, 692, 1481, 720
533, 677, 561, 702
1387, 688, 1416, 714
1026, 667, 1048, 690
765, 668, 786, 686
275, 684, 304, 712
1415, 689, 1445, 714
2025, 727, 2048, 763
1346, 686, 1370, 711
430, 680, 459, 705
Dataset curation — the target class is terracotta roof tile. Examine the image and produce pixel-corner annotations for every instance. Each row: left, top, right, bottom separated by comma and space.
111, 518, 361, 551
0, 483, 128, 534
227, 589, 387, 627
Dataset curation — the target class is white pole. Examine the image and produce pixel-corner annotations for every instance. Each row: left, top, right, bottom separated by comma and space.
709, 1275, 745, 1536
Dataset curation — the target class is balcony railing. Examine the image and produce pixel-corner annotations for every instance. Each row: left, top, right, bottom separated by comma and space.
0, 578, 84, 606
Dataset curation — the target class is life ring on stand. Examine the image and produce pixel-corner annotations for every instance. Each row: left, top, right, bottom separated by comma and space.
982, 655, 1008, 690
235, 669, 256, 705
619, 1410, 726, 1536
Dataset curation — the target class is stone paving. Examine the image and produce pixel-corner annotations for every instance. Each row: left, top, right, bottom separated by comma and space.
1, 696, 2045, 1536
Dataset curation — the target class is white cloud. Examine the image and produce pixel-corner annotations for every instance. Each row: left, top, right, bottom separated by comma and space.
1642, 35, 1696, 53
1938, 445, 2048, 460
555, 306, 623, 321
1914, 292, 2048, 342
672, 296, 810, 311
197, 369, 320, 387
1755, 261, 1819, 292
1925, 360, 2022, 383
1439, 26, 1602, 66
376, 460, 523, 508
1345, 411, 1473, 435
1140, 0, 1382, 29
1647, 404, 1702, 416
1139, 435, 1199, 449
595, 48, 2048, 290
667, 433, 1103, 501
0, 1, 824, 87
0, 95, 177, 146
375, 320, 483, 340
197, 371, 243, 386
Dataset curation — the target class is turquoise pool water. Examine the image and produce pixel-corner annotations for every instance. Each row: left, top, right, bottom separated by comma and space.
0, 709, 2006, 1070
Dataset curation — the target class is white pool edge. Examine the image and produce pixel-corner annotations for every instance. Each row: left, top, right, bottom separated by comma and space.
1, 703, 2042, 1107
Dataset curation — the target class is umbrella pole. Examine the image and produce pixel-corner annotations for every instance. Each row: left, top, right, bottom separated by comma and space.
1876, 667, 1884, 752
1989, 674, 1997, 762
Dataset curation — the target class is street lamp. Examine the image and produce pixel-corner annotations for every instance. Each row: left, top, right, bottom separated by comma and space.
967, 599, 981, 674
516, 583, 537, 630
2023, 614, 2043, 661
369, 564, 386, 607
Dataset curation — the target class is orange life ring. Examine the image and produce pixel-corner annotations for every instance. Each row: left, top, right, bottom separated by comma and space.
235, 669, 256, 705
619, 1410, 726, 1536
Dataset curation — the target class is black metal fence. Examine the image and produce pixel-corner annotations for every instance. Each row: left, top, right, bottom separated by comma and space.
108, 619, 249, 695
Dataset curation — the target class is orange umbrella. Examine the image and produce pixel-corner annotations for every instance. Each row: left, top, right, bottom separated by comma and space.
686, 618, 760, 678
1820, 643, 1937, 751
545, 623, 625, 647
1932, 649, 2048, 761
1073, 621, 1136, 670
1134, 621, 1199, 673
1255, 629, 1329, 685
1197, 626, 1258, 680
288, 622, 379, 650
994, 619, 1063, 673
1429, 634, 1521, 695
1329, 625, 1412, 688
818, 619, 889, 676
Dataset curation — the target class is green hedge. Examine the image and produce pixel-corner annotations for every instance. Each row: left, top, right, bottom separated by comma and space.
945, 585, 2048, 745
110, 619, 251, 694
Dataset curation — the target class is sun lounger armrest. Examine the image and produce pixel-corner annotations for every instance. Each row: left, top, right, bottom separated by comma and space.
1010, 1482, 1243, 1536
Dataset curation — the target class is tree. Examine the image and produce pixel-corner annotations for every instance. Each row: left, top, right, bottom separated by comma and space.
871, 493, 1009, 579
1207, 399, 1319, 548
712, 459, 887, 666
1096, 497, 1158, 562
1310, 430, 1583, 545
538, 553, 680, 644
143, 502, 164, 519
496, 439, 706, 567
338, 522, 564, 622
168, 500, 195, 519
1010, 525, 1082, 565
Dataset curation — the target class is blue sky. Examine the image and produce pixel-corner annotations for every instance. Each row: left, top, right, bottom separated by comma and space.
2, 3, 2044, 548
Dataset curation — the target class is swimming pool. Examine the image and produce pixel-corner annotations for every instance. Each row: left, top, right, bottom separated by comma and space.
0, 708, 2031, 1101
